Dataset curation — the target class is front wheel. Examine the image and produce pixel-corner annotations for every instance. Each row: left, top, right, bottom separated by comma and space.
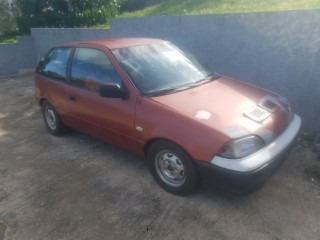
148, 140, 199, 195
42, 100, 65, 136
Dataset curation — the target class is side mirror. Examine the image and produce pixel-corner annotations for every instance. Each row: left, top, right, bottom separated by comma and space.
99, 83, 129, 99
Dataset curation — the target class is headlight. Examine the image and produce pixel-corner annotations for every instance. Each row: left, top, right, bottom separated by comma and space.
218, 135, 265, 159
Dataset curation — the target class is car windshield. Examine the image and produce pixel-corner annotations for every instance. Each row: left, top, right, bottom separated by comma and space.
112, 42, 216, 96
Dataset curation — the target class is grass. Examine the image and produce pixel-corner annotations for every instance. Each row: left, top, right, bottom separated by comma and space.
0, 37, 17, 44
0, 30, 19, 44
119, 0, 320, 18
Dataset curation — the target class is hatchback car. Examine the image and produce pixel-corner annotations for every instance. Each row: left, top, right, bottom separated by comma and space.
35, 38, 301, 195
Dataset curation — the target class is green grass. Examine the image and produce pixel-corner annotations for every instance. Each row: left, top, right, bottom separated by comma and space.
0, 30, 19, 44
0, 37, 17, 44
119, 0, 320, 18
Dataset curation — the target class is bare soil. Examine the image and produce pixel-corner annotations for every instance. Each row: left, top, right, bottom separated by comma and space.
0, 73, 319, 240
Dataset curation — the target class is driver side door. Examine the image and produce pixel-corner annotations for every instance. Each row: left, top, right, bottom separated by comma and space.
63, 47, 138, 152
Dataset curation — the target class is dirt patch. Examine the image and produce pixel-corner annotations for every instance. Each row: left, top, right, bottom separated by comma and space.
0, 73, 319, 240
0, 223, 7, 240
0, 190, 7, 202
300, 131, 320, 182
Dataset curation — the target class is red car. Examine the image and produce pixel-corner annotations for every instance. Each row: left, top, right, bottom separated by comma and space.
35, 38, 301, 195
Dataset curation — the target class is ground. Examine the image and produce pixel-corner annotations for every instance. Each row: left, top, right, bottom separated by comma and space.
0, 73, 319, 240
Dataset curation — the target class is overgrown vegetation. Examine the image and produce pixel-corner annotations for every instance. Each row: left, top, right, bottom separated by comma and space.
0, 38, 16, 43
15, 0, 119, 34
0, 0, 120, 42
119, 0, 320, 17
0, 0, 18, 43
0, 29, 18, 44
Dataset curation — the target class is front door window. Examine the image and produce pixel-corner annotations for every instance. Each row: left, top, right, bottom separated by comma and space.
71, 48, 122, 92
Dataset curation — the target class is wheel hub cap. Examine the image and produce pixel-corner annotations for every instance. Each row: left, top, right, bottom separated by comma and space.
45, 107, 56, 130
156, 151, 186, 187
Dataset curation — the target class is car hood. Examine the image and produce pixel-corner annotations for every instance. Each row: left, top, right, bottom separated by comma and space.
151, 76, 292, 144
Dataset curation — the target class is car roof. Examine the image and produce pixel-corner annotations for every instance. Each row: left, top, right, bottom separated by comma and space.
58, 38, 168, 49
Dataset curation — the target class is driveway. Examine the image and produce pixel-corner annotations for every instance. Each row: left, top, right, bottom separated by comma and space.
0, 73, 319, 240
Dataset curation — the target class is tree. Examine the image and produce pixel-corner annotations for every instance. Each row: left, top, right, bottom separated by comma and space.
15, 0, 120, 34
0, 0, 17, 33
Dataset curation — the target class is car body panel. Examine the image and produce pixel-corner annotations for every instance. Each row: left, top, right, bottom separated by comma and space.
134, 95, 229, 161
35, 74, 70, 116
132, 76, 294, 162
151, 76, 292, 143
63, 83, 141, 151
59, 38, 167, 50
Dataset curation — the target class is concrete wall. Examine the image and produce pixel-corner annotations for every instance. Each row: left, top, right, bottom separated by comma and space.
30, 10, 320, 131
0, 36, 36, 75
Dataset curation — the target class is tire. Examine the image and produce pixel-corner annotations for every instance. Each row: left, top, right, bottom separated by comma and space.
148, 140, 199, 195
42, 100, 65, 136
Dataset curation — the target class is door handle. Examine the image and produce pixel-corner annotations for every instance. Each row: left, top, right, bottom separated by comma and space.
69, 95, 76, 101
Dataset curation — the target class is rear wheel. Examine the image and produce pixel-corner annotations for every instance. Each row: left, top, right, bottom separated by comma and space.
148, 140, 199, 195
42, 100, 65, 136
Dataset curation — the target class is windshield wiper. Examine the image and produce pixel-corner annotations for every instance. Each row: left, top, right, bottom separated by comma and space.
148, 74, 219, 97
148, 85, 192, 97
194, 73, 219, 84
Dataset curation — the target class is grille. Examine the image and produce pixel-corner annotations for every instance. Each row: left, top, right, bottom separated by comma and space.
244, 106, 270, 122
259, 99, 279, 112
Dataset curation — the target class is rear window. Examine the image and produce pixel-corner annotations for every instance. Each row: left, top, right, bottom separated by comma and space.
36, 48, 72, 81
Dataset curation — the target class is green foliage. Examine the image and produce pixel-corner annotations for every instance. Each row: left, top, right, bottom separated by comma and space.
0, 0, 18, 32
15, 0, 119, 34
0, 38, 16, 44
119, 0, 320, 18
0, 29, 18, 44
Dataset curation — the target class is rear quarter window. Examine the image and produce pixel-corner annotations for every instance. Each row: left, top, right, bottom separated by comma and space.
36, 48, 72, 81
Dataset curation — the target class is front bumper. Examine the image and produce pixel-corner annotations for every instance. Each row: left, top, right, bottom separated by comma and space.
196, 114, 301, 194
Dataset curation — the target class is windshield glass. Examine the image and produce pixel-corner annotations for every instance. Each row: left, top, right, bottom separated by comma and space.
112, 42, 214, 96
